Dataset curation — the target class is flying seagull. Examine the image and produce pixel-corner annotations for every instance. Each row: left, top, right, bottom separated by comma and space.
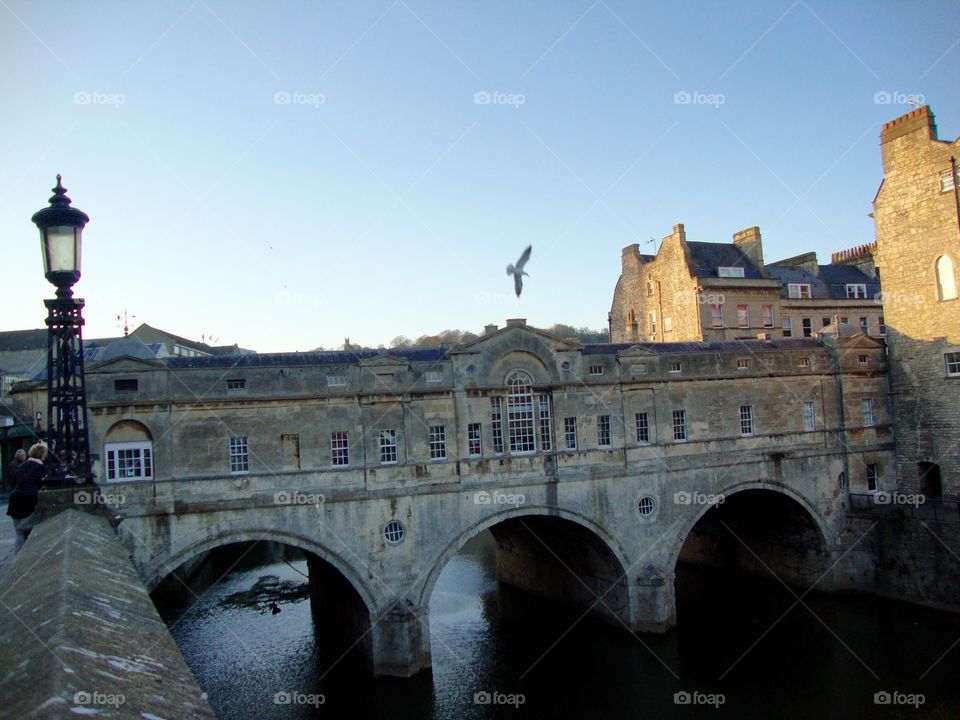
506, 245, 532, 297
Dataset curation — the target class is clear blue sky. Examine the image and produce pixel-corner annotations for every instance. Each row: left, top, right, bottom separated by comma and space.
1, 1, 958, 351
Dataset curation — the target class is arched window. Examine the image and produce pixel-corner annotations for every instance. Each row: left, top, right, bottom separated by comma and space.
936, 255, 957, 300
104, 420, 154, 482
507, 372, 536, 453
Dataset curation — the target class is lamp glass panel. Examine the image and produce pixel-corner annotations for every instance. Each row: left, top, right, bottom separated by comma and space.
45, 226, 79, 274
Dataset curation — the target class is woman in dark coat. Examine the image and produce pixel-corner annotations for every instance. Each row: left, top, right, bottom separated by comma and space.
6, 442, 48, 552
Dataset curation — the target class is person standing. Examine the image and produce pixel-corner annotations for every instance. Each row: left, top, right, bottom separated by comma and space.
5, 449, 26, 494
6, 443, 48, 552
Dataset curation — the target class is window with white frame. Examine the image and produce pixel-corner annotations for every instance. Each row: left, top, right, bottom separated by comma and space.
649, 312, 657, 335
327, 374, 346, 387
788, 283, 811, 299
105, 442, 153, 482
858, 354, 869, 364
798, 356, 811, 369
564, 417, 577, 450
538, 393, 553, 451
803, 401, 816, 431
229, 436, 248, 474
736, 358, 751, 370
802, 318, 813, 337
491, 397, 504, 454
663, 317, 674, 332
379, 429, 398, 464
711, 304, 724, 328
668, 361, 681, 374
867, 463, 879, 491
846, 284, 867, 299
740, 405, 754, 436
429, 425, 447, 460
936, 256, 957, 300
635, 412, 649, 443
737, 304, 749, 328
424, 371, 443, 384
331, 431, 350, 466
507, 372, 536, 453
718, 266, 745, 278
783, 318, 793, 337
597, 415, 611, 447
673, 410, 686, 441
647, 281, 655, 296
945, 352, 960, 376
588, 365, 604, 376
226, 378, 246, 391
941, 168, 958, 192
859, 317, 868, 333
862, 398, 875, 427
467, 423, 482, 458
879, 316, 886, 336
762, 304, 774, 328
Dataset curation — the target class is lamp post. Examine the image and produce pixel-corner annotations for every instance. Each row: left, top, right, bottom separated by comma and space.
31, 175, 92, 485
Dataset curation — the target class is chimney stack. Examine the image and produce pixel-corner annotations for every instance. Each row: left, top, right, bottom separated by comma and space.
733, 226, 764, 271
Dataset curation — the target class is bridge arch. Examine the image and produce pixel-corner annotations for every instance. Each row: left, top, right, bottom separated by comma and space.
419, 505, 633, 627
140, 527, 377, 615
667, 480, 835, 584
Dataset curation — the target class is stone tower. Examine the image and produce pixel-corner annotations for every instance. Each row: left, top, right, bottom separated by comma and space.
873, 105, 960, 496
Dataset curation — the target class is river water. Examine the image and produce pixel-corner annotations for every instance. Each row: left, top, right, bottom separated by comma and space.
158, 534, 960, 719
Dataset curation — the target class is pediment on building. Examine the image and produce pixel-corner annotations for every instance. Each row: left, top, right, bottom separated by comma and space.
451, 322, 582, 356
87, 356, 166, 374
834, 332, 885, 349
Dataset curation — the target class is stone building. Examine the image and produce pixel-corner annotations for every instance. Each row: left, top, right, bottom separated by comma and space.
872, 105, 960, 497
610, 226, 885, 344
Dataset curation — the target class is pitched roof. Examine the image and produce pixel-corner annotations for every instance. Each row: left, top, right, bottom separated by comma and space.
685, 242, 764, 278
166, 346, 448, 369
766, 264, 880, 300
0, 329, 47, 352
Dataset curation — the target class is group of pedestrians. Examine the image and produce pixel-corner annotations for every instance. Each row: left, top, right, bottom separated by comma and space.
5, 443, 48, 552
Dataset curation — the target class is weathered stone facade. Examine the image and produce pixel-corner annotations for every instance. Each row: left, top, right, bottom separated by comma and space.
872, 105, 960, 495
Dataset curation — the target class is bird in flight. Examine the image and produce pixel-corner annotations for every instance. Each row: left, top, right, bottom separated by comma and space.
506, 245, 532, 297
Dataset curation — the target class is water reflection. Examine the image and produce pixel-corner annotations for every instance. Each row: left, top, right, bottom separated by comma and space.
157, 533, 960, 719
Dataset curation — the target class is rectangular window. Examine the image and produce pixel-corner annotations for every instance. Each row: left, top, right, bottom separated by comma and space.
798, 356, 811, 368
858, 354, 869, 364
105, 442, 153, 481
879, 316, 886, 336
737, 358, 751, 369
762, 305, 773, 328
940, 168, 957, 193
226, 378, 246, 391
822, 317, 832, 328
229, 436, 248, 474
945, 352, 960, 376
424, 371, 443, 384
635, 412, 649, 443
867, 464, 879, 491
737, 304, 749, 328
711, 304, 724, 328
331, 431, 350, 466
740, 405, 754, 436
649, 312, 657, 335
508, 386, 536, 454
564, 417, 577, 450
846, 284, 867, 299
597, 415, 612, 447
718, 266, 745, 278
663, 316, 674, 333
802, 318, 813, 337
803, 401, 816, 431
862, 399, 874, 427
860, 317, 868, 333
783, 318, 793, 337
429, 425, 447, 460
114, 379, 138, 392
672, 410, 687, 441
588, 365, 604, 376
327, 374, 346, 387
788, 283, 811, 299
668, 361, 682, 374
379, 429, 398, 464
841, 317, 849, 325
491, 397, 504, 454
281, 434, 300, 470
467, 423, 482, 458
647, 281, 655, 296
538, 394, 553, 451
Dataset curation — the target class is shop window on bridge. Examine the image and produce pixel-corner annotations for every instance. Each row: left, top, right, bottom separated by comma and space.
507, 372, 536, 453
105, 442, 152, 482
538, 393, 553, 450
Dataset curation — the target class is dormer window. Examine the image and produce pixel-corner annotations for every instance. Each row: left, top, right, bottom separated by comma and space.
788, 283, 811, 299
845, 284, 867, 299
718, 266, 745, 278
327, 374, 346, 387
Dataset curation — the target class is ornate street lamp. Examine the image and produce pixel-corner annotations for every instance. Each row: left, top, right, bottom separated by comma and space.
31, 175, 92, 484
